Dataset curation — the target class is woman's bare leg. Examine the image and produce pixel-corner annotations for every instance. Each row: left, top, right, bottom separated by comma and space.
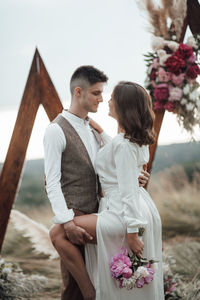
50, 214, 97, 300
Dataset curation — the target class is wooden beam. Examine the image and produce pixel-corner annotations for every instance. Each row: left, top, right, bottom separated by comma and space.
0, 49, 63, 252
187, 0, 200, 35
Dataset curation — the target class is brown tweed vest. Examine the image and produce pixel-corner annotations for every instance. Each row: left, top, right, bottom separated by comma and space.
52, 114, 100, 214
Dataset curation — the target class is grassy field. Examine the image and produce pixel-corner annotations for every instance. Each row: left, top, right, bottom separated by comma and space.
1, 165, 200, 299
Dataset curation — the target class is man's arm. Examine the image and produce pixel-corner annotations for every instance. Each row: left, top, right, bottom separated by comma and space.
44, 124, 92, 244
138, 164, 150, 187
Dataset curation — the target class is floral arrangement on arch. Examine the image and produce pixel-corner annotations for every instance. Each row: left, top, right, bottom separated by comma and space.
138, 0, 200, 133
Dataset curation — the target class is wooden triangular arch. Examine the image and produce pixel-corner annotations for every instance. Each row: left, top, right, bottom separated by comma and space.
0, 49, 63, 251
0, 0, 200, 252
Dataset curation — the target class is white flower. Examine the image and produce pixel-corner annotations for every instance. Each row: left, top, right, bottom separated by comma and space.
0, 258, 5, 265
172, 35, 177, 41
165, 40, 179, 52
157, 49, 166, 57
196, 99, 200, 108
2, 267, 12, 274
169, 87, 182, 101
151, 36, 165, 51
186, 103, 195, 111
189, 90, 198, 101
181, 98, 188, 105
160, 54, 171, 66
183, 84, 190, 95
135, 266, 149, 278
186, 36, 198, 49
122, 275, 136, 290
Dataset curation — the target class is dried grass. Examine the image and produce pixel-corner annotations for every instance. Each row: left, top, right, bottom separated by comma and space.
148, 165, 200, 238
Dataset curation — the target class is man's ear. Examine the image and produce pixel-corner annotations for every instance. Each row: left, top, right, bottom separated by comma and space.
74, 87, 82, 97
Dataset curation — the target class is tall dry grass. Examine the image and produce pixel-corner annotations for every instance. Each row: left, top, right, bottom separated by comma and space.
148, 165, 200, 238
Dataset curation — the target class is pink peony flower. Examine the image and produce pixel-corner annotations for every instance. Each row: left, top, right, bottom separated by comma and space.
153, 84, 169, 101
110, 247, 132, 279
186, 64, 200, 79
123, 267, 133, 279
136, 277, 145, 288
157, 67, 170, 82
176, 43, 194, 60
164, 101, 176, 112
144, 267, 155, 284
165, 54, 185, 75
169, 87, 182, 101
171, 73, 185, 86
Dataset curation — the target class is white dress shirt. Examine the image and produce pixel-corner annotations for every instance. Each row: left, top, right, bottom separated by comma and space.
43, 110, 107, 224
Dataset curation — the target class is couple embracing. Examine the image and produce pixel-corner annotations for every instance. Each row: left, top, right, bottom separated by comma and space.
44, 66, 164, 300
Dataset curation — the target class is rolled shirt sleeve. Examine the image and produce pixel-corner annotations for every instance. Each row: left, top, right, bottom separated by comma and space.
114, 140, 147, 233
43, 123, 75, 224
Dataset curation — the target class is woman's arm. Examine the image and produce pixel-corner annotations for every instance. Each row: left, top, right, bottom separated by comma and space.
114, 140, 146, 257
89, 118, 112, 144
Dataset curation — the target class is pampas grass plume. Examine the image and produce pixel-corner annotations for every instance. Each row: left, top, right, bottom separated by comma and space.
10, 209, 58, 259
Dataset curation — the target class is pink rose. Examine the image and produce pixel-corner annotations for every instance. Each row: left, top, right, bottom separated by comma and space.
169, 87, 182, 101
153, 84, 169, 101
150, 68, 157, 80
151, 80, 157, 88
188, 53, 196, 64
186, 64, 200, 79
171, 73, 185, 86
176, 43, 194, 60
152, 58, 159, 69
157, 67, 170, 82
154, 101, 165, 111
165, 54, 185, 75
164, 101, 176, 112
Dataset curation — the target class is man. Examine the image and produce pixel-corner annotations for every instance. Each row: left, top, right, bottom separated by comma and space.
44, 65, 150, 300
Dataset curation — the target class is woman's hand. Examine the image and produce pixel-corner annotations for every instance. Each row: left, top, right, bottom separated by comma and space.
127, 233, 144, 258
89, 118, 103, 134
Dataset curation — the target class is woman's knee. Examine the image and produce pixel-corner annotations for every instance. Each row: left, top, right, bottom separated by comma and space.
49, 224, 65, 247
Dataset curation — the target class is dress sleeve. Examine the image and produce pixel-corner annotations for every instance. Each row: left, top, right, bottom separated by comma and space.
114, 140, 146, 233
100, 131, 112, 145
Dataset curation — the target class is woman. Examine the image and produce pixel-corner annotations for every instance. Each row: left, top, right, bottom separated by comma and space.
51, 81, 164, 300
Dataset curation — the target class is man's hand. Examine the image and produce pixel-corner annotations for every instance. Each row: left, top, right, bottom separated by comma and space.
63, 220, 93, 245
138, 164, 150, 187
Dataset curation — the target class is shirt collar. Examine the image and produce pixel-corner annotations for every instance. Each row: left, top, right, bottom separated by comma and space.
62, 109, 90, 126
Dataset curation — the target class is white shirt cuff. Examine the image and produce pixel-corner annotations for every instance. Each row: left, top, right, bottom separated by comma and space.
53, 209, 75, 224
100, 131, 112, 144
127, 227, 139, 233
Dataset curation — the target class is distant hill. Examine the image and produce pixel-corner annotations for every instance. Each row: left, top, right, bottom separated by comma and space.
0, 142, 199, 207
151, 142, 200, 173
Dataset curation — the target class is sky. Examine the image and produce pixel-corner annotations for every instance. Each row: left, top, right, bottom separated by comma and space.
0, 0, 199, 162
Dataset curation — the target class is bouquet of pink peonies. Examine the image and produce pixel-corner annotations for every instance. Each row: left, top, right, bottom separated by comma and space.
109, 246, 157, 290
144, 34, 200, 133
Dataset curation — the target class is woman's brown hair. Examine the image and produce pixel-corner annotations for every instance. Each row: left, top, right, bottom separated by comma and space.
113, 81, 155, 146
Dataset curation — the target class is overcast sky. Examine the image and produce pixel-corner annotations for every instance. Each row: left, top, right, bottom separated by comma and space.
0, 0, 199, 161
1, 0, 153, 109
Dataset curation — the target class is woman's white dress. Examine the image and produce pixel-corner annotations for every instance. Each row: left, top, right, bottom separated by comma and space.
85, 133, 164, 300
